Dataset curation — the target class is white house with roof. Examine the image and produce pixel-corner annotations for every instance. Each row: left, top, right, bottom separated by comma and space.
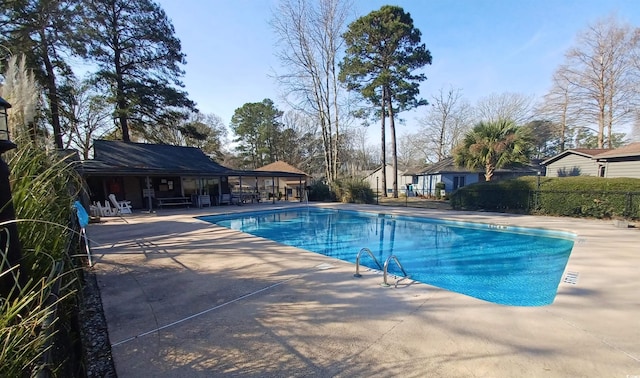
414, 157, 539, 197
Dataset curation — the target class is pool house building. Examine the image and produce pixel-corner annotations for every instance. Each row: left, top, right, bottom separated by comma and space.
81, 140, 308, 210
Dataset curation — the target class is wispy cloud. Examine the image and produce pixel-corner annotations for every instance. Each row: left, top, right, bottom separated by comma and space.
507, 29, 545, 59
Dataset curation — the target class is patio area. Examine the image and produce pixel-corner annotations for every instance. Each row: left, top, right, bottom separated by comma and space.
87, 203, 639, 377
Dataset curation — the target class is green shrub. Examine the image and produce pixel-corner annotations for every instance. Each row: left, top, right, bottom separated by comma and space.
450, 178, 532, 212
536, 176, 640, 219
307, 181, 334, 201
332, 179, 374, 204
450, 176, 640, 219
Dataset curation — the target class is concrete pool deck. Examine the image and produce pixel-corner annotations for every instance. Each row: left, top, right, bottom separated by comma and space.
88, 203, 639, 377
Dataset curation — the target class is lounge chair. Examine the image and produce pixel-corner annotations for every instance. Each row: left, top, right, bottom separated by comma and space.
220, 193, 231, 205
95, 201, 117, 217
109, 194, 132, 214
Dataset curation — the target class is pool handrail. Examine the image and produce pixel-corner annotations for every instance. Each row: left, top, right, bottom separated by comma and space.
353, 248, 383, 277
382, 255, 409, 287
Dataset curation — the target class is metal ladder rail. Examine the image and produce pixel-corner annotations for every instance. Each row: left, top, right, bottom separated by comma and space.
353, 248, 383, 277
382, 255, 409, 287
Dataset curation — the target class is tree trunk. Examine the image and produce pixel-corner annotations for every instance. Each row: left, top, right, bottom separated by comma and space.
560, 100, 567, 152
387, 86, 398, 198
39, 28, 64, 149
114, 44, 130, 142
380, 88, 387, 198
485, 163, 494, 181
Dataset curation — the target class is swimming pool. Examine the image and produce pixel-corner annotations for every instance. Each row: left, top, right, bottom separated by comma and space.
199, 208, 575, 306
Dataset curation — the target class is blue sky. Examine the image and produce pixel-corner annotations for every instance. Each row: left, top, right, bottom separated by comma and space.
156, 0, 640, 143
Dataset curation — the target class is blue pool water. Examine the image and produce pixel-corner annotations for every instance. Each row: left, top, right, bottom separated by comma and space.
199, 208, 575, 306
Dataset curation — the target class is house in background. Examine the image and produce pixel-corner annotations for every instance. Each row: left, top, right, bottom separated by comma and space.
414, 157, 540, 196
541, 143, 640, 178
362, 164, 413, 196
541, 148, 611, 177
414, 157, 481, 196
81, 140, 306, 209
592, 142, 640, 178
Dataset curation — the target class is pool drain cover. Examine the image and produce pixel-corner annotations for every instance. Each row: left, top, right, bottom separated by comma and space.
563, 271, 579, 284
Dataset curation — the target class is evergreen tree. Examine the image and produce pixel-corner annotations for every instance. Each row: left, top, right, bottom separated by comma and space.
340, 5, 431, 197
83, 0, 195, 142
0, 0, 85, 148
230, 99, 285, 169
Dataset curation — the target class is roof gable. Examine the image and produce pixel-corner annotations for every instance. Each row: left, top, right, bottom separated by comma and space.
256, 161, 309, 175
541, 148, 611, 165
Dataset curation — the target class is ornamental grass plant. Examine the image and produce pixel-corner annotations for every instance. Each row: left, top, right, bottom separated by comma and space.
1, 137, 84, 376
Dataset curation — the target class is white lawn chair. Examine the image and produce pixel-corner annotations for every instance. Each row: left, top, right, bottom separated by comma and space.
95, 201, 117, 217
109, 194, 132, 214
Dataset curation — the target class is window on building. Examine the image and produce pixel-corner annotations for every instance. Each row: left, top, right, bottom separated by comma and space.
453, 176, 466, 190
598, 165, 606, 177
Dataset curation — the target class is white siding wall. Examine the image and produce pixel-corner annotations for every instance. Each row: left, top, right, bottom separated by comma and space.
415, 174, 437, 196
546, 154, 599, 177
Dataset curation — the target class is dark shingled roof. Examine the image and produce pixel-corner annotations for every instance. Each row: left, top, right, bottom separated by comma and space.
82, 140, 307, 178
82, 140, 232, 176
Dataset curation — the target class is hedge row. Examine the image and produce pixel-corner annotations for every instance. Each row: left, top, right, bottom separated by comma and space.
450, 176, 640, 219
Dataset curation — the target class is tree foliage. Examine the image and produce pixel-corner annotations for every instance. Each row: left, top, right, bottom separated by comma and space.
340, 5, 432, 197
0, 0, 85, 148
230, 99, 288, 169
83, 0, 195, 142
522, 120, 561, 159
180, 113, 227, 159
453, 120, 533, 181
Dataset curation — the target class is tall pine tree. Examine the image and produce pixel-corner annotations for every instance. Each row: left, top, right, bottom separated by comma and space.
1, 0, 85, 148
83, 0, 195, 142
340, 5, 431, 197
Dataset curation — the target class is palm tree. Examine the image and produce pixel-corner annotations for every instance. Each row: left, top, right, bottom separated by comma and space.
453, 119, 532, 181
